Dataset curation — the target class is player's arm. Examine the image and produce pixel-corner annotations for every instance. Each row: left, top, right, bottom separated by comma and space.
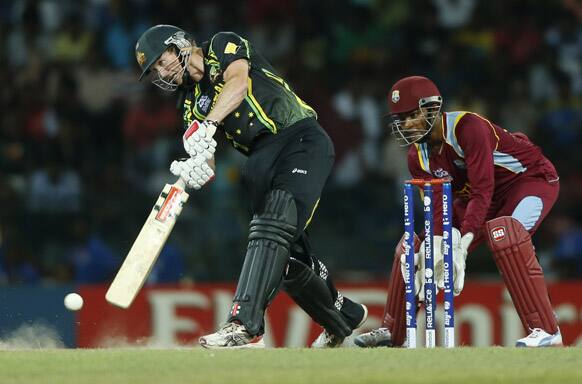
206, 31, 251, 124
177, 33, 249, 189
206, 59, 249, 123
445, 114, 498, 295
456, 114, 497, 236
181, 32, 250, 160
407, 144, 469, 296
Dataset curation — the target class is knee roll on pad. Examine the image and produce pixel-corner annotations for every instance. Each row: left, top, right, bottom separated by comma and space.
485, 216, 558, 333
249, 189, 298, 245
283, 258, 352, 338
229, 189, 298, 335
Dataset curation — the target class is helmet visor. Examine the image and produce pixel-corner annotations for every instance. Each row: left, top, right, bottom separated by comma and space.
389, 96, 442, 146
148, 49, 191, 92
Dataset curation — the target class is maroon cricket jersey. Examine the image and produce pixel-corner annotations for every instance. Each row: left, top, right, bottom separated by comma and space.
407, 111, 558, 235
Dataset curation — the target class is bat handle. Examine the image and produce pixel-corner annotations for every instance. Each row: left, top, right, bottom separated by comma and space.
175, 177, 186, 190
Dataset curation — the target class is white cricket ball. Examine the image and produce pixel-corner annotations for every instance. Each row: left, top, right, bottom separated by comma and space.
64, 293, 84, 311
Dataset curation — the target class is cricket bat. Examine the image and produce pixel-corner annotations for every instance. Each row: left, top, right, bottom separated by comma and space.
106, 178, 189, 308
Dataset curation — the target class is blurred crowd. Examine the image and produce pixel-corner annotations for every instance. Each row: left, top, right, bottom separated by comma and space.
0, 0, 581, 286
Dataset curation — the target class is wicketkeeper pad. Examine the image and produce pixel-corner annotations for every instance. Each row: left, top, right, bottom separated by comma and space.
486, 216, 558, 334
383, 232, 420, 347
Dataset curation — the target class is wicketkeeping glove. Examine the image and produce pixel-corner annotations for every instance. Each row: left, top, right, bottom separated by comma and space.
451, 229, 474, 296
170, 156, 214, 190
400, 237, 442, 302
183, 120, 218, 160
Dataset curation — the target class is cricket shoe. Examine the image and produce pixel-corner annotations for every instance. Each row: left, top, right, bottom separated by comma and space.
353, 327, 393, 348
515, 328, 563, 347
199, 322, 265, 349
311, 304, 368, 348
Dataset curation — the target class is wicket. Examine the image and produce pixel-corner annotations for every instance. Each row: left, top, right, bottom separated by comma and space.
403, 178, 454, 348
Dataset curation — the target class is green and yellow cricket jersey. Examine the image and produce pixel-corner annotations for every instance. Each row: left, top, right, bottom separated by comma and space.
181, 31, 316, 155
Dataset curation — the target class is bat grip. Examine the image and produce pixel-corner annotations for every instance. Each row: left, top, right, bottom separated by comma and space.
175, 177, 186, 190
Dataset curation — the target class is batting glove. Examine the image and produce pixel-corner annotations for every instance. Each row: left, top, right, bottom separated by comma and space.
183, 120, 218, 160
170, 156, 215, 190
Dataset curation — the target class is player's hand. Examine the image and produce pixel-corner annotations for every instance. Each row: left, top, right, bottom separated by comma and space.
170, 156, 215, 190
183, 120, 218, 160
400, 242, 440, 302
414, 252, 429, 302
429, 235, 447, 292
452, 229, 474, 296
419, 238, 444, 302
400, 249, 422, 297
401, 234, 449, 302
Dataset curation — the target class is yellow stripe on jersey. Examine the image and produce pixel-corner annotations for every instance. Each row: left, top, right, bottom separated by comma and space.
444, 111, 467, 157
304, 198, 320, 230
414, 142, 432, 175
205, 39, 221, 71
445, 111, 523, 173
472, 112, 500, 151
192, 83, 206, 120
183, 99, 193, 125
445, 111, 501, 155
261, 68, 316, 115
207, 35, 220, 63
245, 77, 277, 133
241, 37, 251, 59
453, 111, 466, 126
224, 131, 250, 153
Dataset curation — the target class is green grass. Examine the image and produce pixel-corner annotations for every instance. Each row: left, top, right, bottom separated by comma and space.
1, 347, 581, 384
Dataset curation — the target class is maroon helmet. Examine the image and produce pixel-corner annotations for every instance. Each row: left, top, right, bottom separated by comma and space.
387, 76, 443, 146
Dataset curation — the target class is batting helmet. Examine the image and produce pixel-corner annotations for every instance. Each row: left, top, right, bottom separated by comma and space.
135, 24, 193, 81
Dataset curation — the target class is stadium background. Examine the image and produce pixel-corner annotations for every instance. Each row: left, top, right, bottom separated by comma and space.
0, 0, 580, 347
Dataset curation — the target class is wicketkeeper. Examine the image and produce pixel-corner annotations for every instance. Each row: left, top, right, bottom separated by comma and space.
134, 25, 367, 348
355, 76, 562, 348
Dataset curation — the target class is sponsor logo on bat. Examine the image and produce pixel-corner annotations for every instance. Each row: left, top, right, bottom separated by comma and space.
155, 187, 182, 222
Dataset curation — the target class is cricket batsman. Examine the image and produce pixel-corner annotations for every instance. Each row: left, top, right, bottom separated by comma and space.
134, 25, 367, 348
355, 76, 562, 348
